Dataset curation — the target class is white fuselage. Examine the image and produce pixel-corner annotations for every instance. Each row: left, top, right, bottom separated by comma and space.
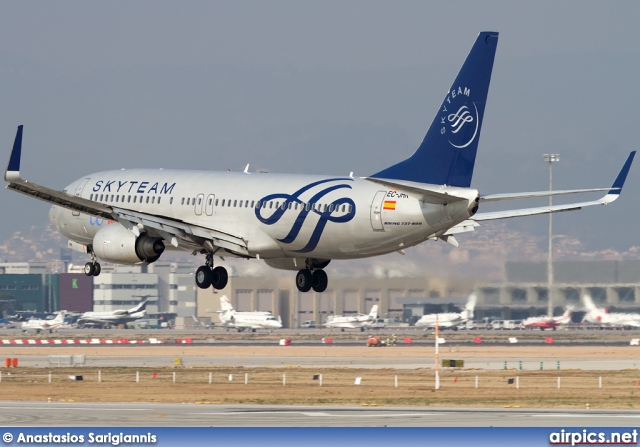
219, 311, 282, 330
48, 170, 477, 264
583, 311, 640, 327
324, 315, 374, 329
79, 310, 146, 326
415, 312, 468, 328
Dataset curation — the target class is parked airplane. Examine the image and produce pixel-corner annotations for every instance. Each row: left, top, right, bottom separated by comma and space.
415, 294, 476, 330
217, 296, 282, 332
582, 294, 640, 328
0, 300, 53, 322
4, 32, 635, 294
76, 300, 148, 328
521, 307, 573, 330
324, 305, 378, 332
21, 311, 66, 334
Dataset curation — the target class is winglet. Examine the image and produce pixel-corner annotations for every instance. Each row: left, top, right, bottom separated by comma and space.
608, 151, 635, 195
5, 125, 23, 182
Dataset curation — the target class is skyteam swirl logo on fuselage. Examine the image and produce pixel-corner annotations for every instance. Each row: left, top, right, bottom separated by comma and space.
255, 178, 356, 253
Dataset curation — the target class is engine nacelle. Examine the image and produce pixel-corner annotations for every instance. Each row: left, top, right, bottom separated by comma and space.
93, 225, 165, 265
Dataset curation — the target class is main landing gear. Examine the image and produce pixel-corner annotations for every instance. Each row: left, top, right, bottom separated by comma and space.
195, 252, 228, 290
83, 249, 101, 277
295, 265, 328, 293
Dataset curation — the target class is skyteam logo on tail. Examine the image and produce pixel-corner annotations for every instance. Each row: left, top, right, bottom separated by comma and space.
440, 86, 478, 149
256, 178, 356, 253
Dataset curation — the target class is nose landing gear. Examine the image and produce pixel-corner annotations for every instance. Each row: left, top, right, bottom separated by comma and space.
83, 248, 101, 277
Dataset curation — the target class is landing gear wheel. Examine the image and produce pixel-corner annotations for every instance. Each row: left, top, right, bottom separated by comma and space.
93, 262, 101, 276
312, 270, 328, 293
296, 269, 313, 292
211, 266, 228, 290
195, 266, 213, 289
84, 262, 95, 276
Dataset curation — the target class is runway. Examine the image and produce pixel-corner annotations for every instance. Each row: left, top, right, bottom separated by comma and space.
8, 353, 640, 370
0, 401, 639, 427
1, 338, 639, 427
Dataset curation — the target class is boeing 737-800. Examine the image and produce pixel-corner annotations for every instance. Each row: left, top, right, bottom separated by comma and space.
4, 32, 635, 294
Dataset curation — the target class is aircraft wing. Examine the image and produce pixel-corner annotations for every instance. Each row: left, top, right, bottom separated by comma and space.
443, 151, 634, 232
5, 126, 249, 257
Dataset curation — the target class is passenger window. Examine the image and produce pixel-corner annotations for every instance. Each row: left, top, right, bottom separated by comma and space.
251, 201, 255, 208
222, 199, 225, 206
187, 198, 190, 205
152, 197, 156, 204
329, 204, 334, 212
181, 198, 184, 205
158, 197, 161, 204
215, 199, 219, 206
170, 197, 173, 205
245, 200, 249, 207
341, 205, 345, 212
233, 200, 237, 207
198, 197, 202, 205
146, 196, 150, 204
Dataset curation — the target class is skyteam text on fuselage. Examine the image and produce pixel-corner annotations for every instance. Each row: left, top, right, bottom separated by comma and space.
4, 32, 635, 293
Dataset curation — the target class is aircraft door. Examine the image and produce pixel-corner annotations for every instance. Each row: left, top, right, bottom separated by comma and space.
205, 194, 215, 216
370, 191, 387, 231
194, 193, 204, 216
73, 178, 91, 216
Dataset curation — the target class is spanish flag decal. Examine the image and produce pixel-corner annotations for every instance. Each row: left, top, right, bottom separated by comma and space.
383, 200, 396, 210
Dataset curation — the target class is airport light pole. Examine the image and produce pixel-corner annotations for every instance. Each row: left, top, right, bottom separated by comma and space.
543, 154, 560, 317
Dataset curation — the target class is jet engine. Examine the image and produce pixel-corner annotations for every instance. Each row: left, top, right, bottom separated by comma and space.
93, 225, 165, 265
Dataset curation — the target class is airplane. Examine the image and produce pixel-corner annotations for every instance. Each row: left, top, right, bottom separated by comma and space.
415, 294, 476, 330
581, 294, 640, 328
521, 307, 573, 330
323, 304, 378, 332
4, 31, 635, 294
217, 295, 282, 332
76, 299, 148, 328
21, 311, 66, 334
0, 300, 53, 322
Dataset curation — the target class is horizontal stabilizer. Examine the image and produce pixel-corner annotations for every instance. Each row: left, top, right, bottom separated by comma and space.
472, 151, 635, 222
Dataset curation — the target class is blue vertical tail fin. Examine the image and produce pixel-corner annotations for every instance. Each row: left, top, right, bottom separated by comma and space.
371, 32, 498, 187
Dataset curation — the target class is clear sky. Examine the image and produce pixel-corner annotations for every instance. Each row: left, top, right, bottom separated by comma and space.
1, 1, 639, 252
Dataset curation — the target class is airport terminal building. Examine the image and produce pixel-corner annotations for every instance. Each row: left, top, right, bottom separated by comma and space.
474, 260, 640, 320
3, 259, 640, 327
